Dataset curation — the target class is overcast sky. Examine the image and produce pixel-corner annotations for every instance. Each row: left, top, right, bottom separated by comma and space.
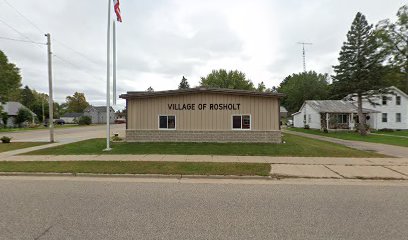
0, 0, 405, 109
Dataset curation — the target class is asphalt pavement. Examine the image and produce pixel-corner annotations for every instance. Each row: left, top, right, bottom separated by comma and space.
4, 124, 125, 143
0, 176, 407, 240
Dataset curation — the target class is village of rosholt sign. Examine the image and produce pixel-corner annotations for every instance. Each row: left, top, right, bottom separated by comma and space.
168, 103, 240, 111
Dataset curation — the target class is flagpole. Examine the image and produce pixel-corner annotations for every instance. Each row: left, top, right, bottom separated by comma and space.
104, 0, 112, 151
113, 20, 117, 106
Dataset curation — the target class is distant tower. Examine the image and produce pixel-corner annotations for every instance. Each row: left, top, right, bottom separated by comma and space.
297, 42, 312, 72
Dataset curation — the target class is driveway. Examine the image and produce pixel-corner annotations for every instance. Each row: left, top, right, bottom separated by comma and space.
3, 124, 125, 143
285, 130, 408, 158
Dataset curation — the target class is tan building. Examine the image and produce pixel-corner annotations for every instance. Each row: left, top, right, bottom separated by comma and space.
120, 88, 283, 143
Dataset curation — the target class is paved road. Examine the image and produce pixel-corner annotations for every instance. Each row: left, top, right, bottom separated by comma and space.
1, 176, 407, 240
285, 130, 408, 158
4, 124, 125, 143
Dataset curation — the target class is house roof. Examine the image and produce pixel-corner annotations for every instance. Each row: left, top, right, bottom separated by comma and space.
62, 112, 83, 118
304, 100, 379, 114
120, 87, 285, 99
280, 106, 288, 113
0, 102, 36, 116
84, 106, 115, 113
344, 86, 408, 100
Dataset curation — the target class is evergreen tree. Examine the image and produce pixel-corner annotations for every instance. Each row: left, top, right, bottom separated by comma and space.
332, 12, 386, 136
178, 76, 190, 89
21, 86, 35, 109
147, 86, 154, 92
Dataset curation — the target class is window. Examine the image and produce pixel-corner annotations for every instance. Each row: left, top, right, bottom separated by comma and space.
396, 96, 401, 105
232, 115, 251, 130
396, 113, 401, 123
382, 96, 387, 105
308, 114, 312, 123
336, 114, 348, 124
382, 113, 387, 123
159, 115, 176, 129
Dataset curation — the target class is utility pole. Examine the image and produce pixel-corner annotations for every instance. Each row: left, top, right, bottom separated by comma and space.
297, 42, 312, 72
41, 98, 45, 124
45, 33, 54, 143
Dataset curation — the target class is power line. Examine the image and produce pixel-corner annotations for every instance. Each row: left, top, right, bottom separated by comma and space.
2, 0, 101, 67
0, 17, 40, 45
0, 36, 45, 45
2, 0, 43, 34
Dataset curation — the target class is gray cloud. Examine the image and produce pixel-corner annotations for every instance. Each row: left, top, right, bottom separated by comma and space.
0, 0, 405, 110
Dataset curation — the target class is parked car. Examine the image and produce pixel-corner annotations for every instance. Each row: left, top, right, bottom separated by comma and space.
114, 119, 126, 124
54, 119, 65, 125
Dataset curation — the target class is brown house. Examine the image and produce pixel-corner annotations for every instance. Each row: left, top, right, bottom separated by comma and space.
119, 88, 284, 143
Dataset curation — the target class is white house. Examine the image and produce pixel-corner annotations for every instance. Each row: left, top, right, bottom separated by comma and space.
346, 86, 408, 130
61, 112, 83, 124
84, 106, 115, 124
292, 100, 378, 130
292, 86, 408, 131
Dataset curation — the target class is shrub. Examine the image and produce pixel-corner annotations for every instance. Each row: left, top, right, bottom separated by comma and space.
1, 136, 11, 143
15, 108, 33, 127
323, 128, 329, 133
304, 124, 310, 129
78, 116, 92, 125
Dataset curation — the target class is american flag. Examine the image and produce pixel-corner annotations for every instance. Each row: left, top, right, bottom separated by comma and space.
113, 0, 122, 22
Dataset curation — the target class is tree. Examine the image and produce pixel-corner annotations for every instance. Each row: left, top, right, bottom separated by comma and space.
257, 82, 266, 92
20, 86, 35, 109
65, 92, 89, 113
178, 76, 190, 89
200, 69, 255, 90
332, 12, 386, 136
278, 71, 330, 113
15, 108, 33, 127
147, 86, 154, 92
376, 5, 408, 93
0, 50, 22, 102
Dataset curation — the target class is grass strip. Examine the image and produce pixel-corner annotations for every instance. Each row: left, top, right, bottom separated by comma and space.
287, 128, 408, 148
23, 134, 386, 157
0, 142, 49, 153
0, 161, 271, 176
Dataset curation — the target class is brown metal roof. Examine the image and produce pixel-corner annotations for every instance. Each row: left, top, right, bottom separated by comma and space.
120, 87, 284, 99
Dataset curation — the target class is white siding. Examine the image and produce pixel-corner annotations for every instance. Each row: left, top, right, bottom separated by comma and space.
357, 91, 408, 130
293, 103, 321, 129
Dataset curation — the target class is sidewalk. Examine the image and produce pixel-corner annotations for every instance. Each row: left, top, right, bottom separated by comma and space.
2, 154, 408, 180
284, 130, 408, 158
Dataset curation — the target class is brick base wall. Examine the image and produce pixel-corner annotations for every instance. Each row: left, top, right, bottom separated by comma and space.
126, 130, 282, 143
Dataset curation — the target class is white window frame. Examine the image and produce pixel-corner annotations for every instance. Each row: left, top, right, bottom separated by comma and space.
396, 113, 401, 123
382, 96, 387, 105
158, 115, 176, 130
231, 114, 251, 130
396, 96, 401, 105
382, 113, 388, 123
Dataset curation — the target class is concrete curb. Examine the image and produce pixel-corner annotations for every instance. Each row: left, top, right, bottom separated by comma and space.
0, 172, 272, 180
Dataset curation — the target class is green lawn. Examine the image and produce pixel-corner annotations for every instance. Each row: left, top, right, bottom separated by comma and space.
0, 142, 49, 153
372, 130, 408, 137
0, 161, 270, 176
287, 128, 408, 147
23, 133, 386, 157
